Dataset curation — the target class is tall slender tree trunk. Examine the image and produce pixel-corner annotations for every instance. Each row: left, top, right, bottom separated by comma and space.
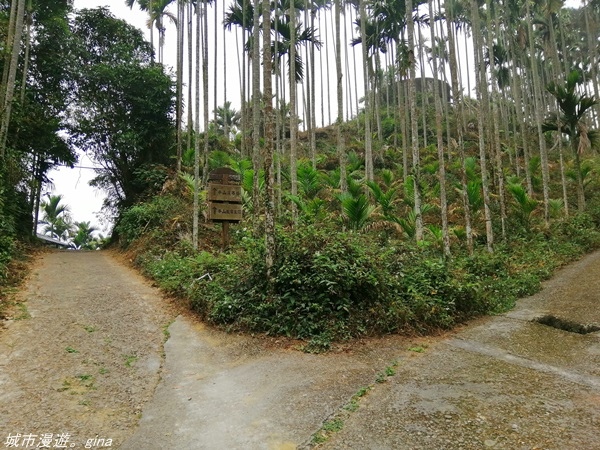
349, 6, 359, 122
252, 0, 262, 213
222, 2, 229, 140
240, 0, 248, 157
213, 0, 218, 127
485, 0, 506, 240
0, 0, 18, 111
310, 8, 317, 168
557, 15, 571, 216
573, 142, 586, 212
290, 0, 298, 222
418, 29, 428, 149
583, 0, 600, 125
0, 0, 26, 158
175, 0, 184, 172
526, 1, 550, 223
373, 51, 383, 143
407, 0, 423, 242
548, 12, 569, 217
359, 0, 374, 182
447, 0, 473, 253
558, 139, 569, 216
395, 33, 409, 180
343, 5, 353, 121
273, 8, 282, 215
202, 0, 210, 184
187, 1, 193, 160
335, 0, 347, 193
509, 46, 534, 196
324, 8, 332, 125
461, 27, 472, 104
429, 0, 450, 256
193, 1, 201, 250
149, 0, 155, 62
470, 0, 494, 252
263, 0, 275, 275
19, 0, 32, 107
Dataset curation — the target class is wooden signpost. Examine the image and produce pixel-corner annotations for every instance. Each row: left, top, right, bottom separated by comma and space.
207, 168, 243, 249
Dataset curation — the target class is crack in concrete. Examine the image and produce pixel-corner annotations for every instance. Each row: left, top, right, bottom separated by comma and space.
447, 337, 600, 390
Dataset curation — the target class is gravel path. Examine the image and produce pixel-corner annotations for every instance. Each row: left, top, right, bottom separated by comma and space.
0, 251, 176, 449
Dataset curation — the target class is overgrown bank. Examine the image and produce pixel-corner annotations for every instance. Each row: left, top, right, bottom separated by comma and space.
0, 240, 30, 322
0, 174, 33, 320
116, 186, 600, 348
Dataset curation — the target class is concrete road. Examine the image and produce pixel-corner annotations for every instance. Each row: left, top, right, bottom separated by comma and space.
121, 251, 600, 450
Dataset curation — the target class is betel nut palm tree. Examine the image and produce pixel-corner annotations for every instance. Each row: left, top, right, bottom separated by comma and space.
544, 70, 600, 212
125, 0, 176, 63
39, 194, 72, 241
71, 221, 98, 249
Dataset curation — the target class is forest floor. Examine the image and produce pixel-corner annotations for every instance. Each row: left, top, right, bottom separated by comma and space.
0, 250, 599, 450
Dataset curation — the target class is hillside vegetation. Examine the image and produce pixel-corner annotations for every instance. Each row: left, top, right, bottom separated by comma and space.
1, 1, 600, 350
115, 130, 600, 349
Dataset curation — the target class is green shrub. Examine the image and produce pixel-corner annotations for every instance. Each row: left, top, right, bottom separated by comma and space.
552, 213, 600, 250
187, 227, 474, 338
0, 181, 18, 285
200, 226, 400, 338
0, 234, 15, 284
115, 194, 190, 247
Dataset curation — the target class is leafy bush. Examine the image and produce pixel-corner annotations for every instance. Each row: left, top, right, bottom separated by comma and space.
131, 215, 600, 341
186, 228, 492, 338
0, 180, 18, 285
551, 213, 600, 250
132, 164, 170, 200
115, 194, 190, 247
0, 234, 15, 284
195, 227, 402, 338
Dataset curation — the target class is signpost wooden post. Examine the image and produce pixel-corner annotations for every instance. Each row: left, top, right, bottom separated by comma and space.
207, 168, 243, 249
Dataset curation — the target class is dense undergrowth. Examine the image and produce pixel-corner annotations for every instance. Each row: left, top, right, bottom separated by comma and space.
0, 177, 34, 320
116, 182, 600, 349
0, 242, 33, 321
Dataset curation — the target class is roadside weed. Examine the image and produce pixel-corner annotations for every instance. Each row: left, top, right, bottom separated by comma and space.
312, 418, 344, 444
162, 321, 173, 341
124, 353, 138, 367
408, 345, 427, 353
14, 303, 30, 320
309, 360, 399, 446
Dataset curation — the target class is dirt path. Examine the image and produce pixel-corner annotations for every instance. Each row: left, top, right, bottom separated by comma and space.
0, 251, 177, 449
0, 250, 416, 449
2, 250, 600, 450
